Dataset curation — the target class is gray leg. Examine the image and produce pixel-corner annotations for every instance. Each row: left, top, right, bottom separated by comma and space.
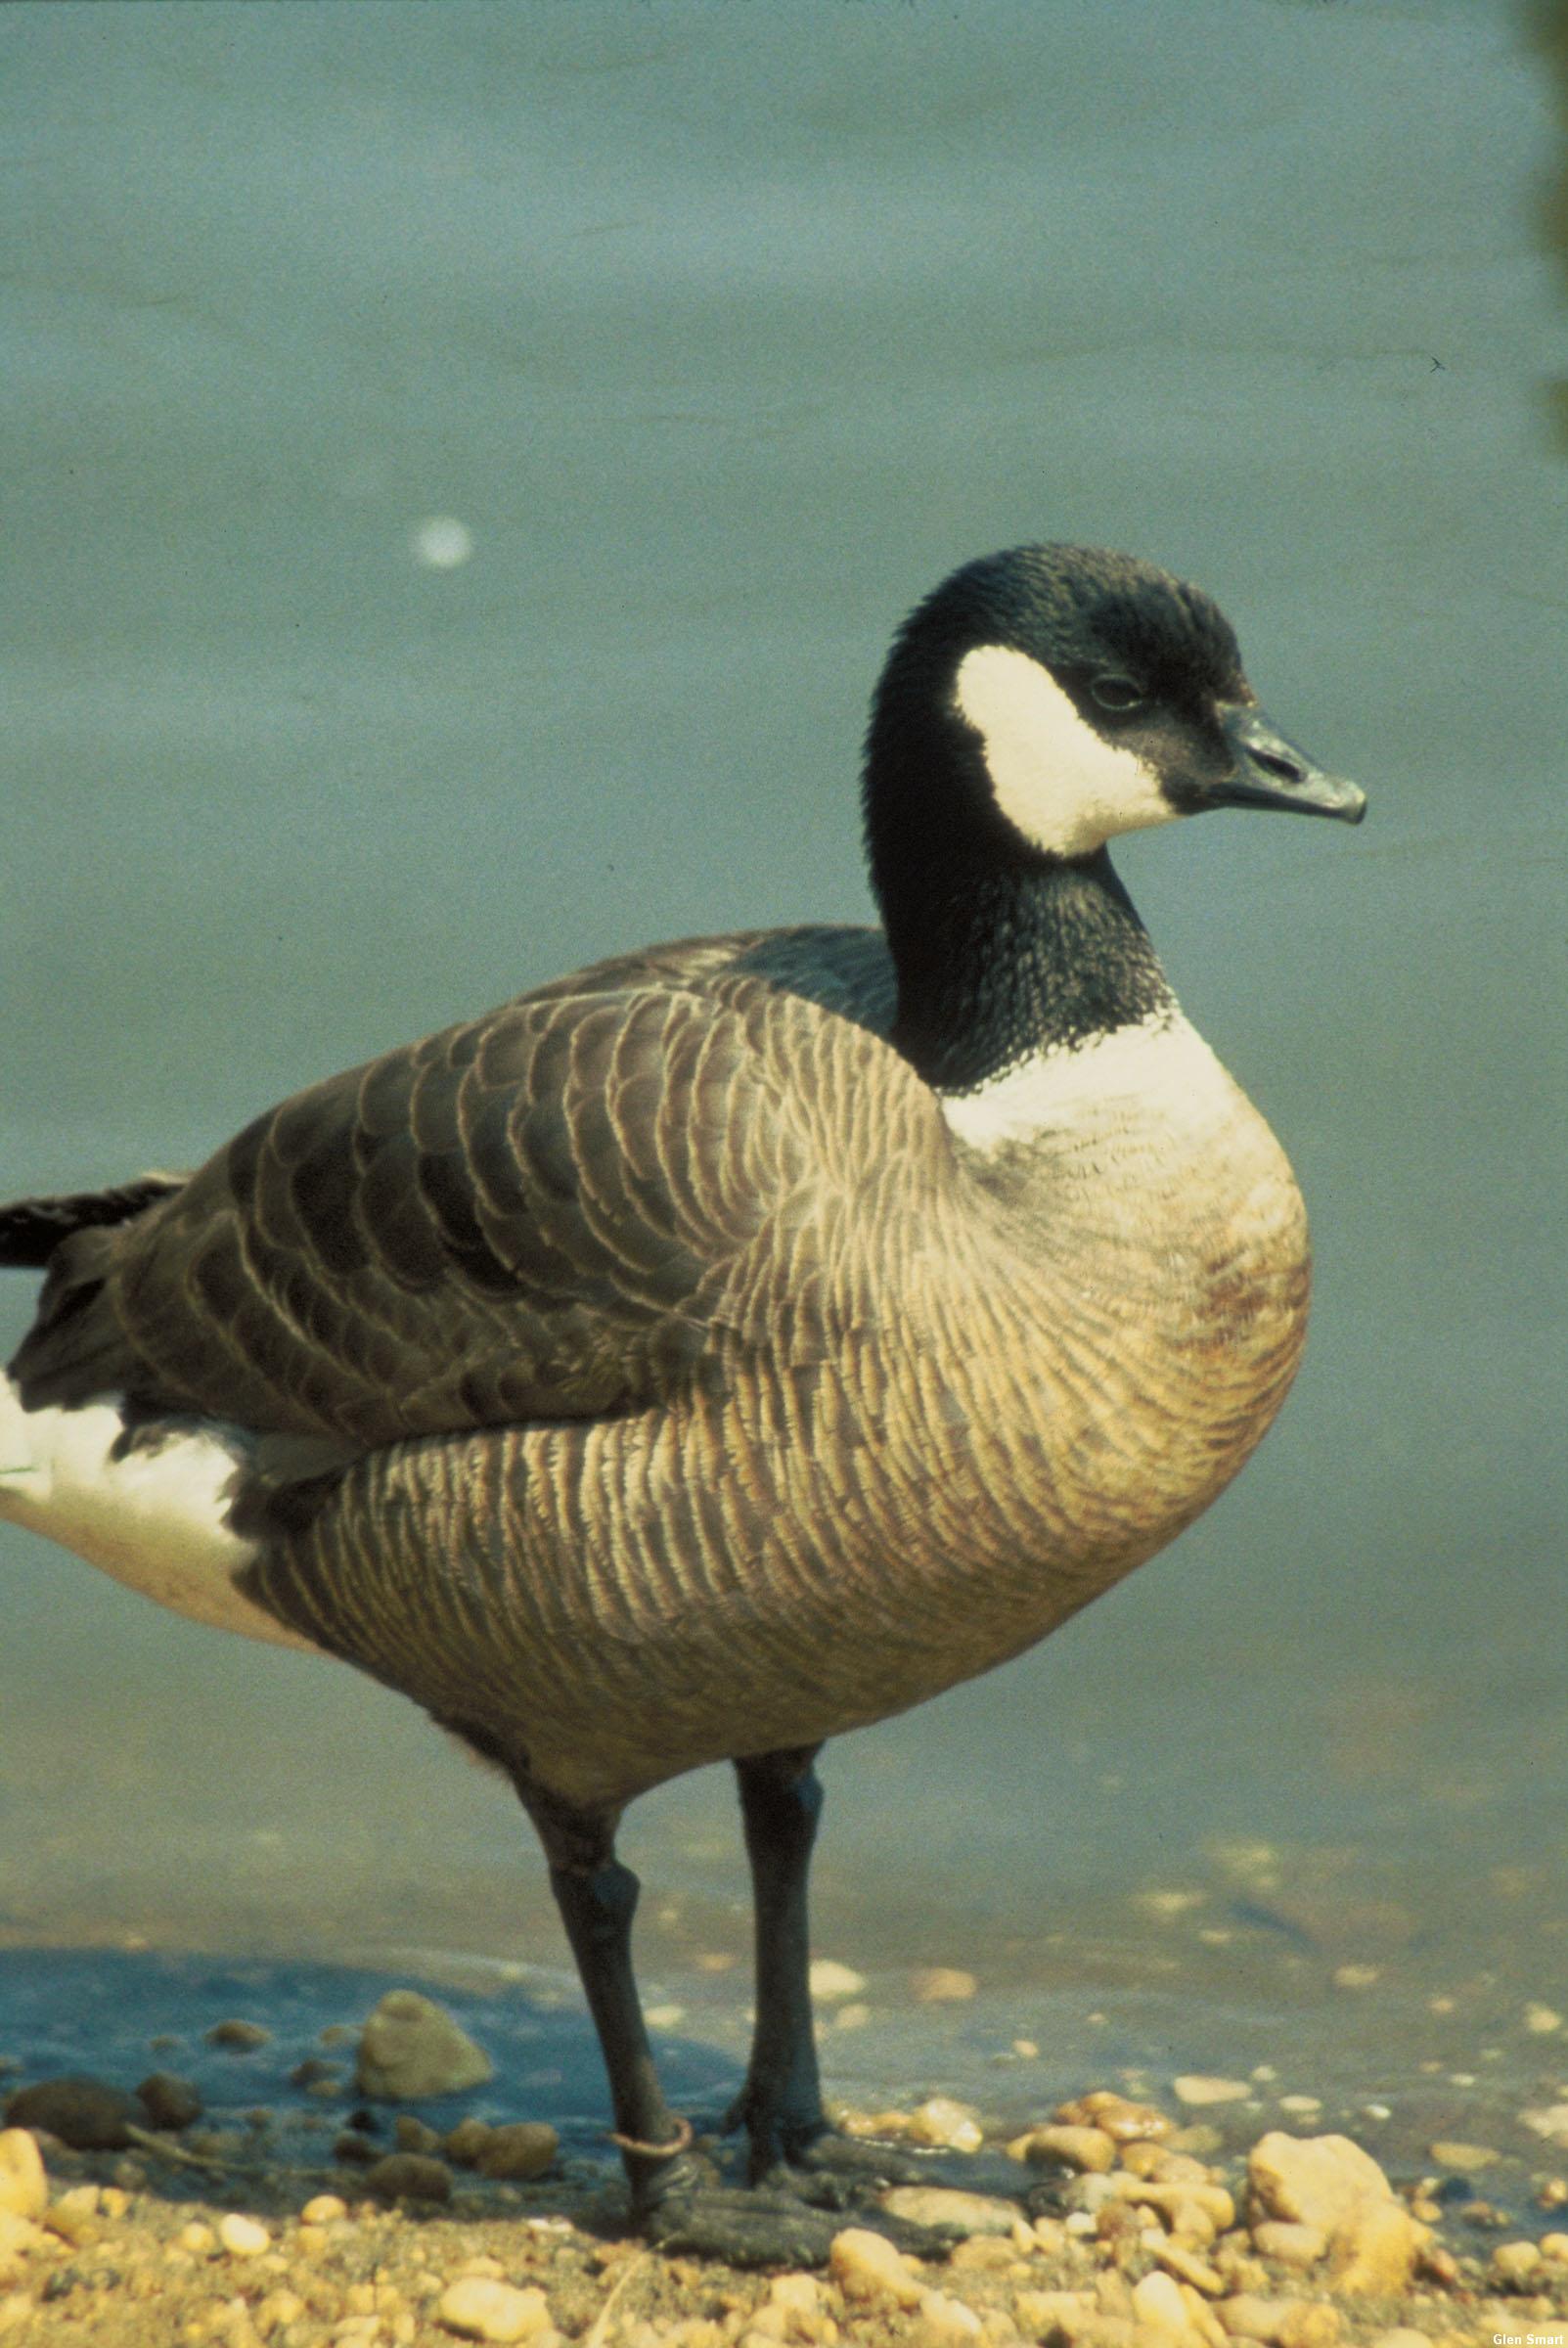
729, 1745, 829, 2177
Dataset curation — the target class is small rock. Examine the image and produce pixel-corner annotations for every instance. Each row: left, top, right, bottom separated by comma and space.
1490, 2239, 1545, 2288
1427, 2140, 1497, 2169
1056, 2091, 1170, 2145
300, 2193, 348, 2223
911, 1968, 978, 2005
446, 2117, 495, 2166
1008, 2123, 1116, 2173
356, 1991, 492, 2100
1215, 2297, 1293, 2343
829, 2225, 924, 2308
206, 2019, 271, 2051
394, 2114, 445, 2155
0, 2137, 46, 2225
1173, 2075, 1251, 2108
1131, 2271, 1194, 2334
1151, 2239, 1224, 2294
364, 2151, 453, 2203
1520, 2104, 1568, 2146
912, 2286, 983, 2344
1250, 2221, 1326, 2270
1543, 2231, 1568, 2262
218, 2212, 270, 2256
470, 2122, 559, 2181
1366, 2333, 1432, 2348
437, 2276, 554, 2342
808, 1961, 866, 2002
905, 2096, 983, 2152
1013, 2288, 1098, 2340
1248, 2134, 1392, 2233
1524, 2003, 1563, 2035
879, 2187, 1019, 2236
136, 2072, 203, 2131
4, 2077, 137, 2151
1331, 2200, 1426, 2297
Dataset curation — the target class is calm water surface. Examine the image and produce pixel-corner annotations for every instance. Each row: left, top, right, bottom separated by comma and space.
1, 1, 1564, 2161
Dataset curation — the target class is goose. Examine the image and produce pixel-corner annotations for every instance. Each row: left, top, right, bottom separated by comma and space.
0, 543, 1365, 2261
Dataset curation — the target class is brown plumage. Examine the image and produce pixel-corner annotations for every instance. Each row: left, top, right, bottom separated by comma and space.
0, 544, 1364, 2258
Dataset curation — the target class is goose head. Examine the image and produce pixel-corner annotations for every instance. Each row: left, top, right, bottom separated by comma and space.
864, 543, 1366, 883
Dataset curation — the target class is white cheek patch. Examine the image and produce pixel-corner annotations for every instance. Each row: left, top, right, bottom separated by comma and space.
953, 643, 1180, 858
0, 1376, 319, 1651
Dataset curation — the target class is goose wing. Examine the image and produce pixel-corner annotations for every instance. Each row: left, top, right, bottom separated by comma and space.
9, 928, 918, 1446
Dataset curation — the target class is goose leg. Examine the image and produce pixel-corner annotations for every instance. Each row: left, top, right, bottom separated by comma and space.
729, 1746, 928, 2201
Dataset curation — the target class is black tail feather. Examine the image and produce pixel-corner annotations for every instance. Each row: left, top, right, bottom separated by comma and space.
0, 1172, 188, 1269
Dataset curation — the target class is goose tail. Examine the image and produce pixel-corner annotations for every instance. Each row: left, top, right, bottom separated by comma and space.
0, 1172, 189, 1270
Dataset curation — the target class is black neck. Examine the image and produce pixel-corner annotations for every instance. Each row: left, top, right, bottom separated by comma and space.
881, 842, 1173, 1092
863, 701, 1173, 1091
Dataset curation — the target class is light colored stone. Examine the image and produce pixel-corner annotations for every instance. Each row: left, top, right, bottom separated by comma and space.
881, 2186, 1019, 2236
1490, 2240, 1544, 2288
1120, 2180, 1235, 2236
1524, 2002, 1563, 2035
1215, 2298, 1290, 2344
1056, 2092, 1171, 2145
0, 2139, 46, 2226
913, 2287, 984, 2344
911, 1968, 978, 2005
1014, 2288, 1098, 2339
437, 2277, 554, 2342
1329, 2200, 1425, 2297
1426, 2140, 1497, 2169
1247, 2133, 1391, 2234
1130, 2271, 1195, 2335
1250, 2221, 1326, 2270
1276, 2309, 1339, 2348
1173, 2078, 1250, 2109
808, 1961, 865, 2002
1366, 2333, 1432, 2348
1151, 2241, 1224, 2295
829, 2226, 924, 2308
300, 2193, 348, 2224
1520, 2103, 1568, 2146
1542, 2231, 1568, 2263
1008, 2123, 1117, 2173
905, 2097, 984, 2152
355, 1991, 492, 2100
218, 2212, 270, 2256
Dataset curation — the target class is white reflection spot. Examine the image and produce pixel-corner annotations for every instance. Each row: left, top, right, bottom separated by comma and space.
412, 516, 474, 569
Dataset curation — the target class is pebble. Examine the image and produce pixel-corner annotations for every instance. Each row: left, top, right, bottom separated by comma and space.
1056, 2091, 1171, 2145
300, 2193, 349, 2223
1150, 2238, 1225, 2294
911, 1967, 978, 2004
436, 2276, 554, 2342
1250, 2222, 1327, 2270
137, 2071, 203, 2131
1524, 2002, 1563, 2034
807, 1961, 865, 2002
206, 2018, 272, 2051
912, 2286, 983, 2343
1131, 2270, 1193, 2334
1520, 2103, 1568, 2146
1173, 2077, 1251, 2108
904, 2096, 983, 2152
879, 2186, 1019, 2236
217, 2213, 270, 2257
1008, 2123, 1117, 2172
355, 1991, 493, 2100
4, 2075, 138, 2150
364, 2151, 454, 2203
828, 2225, 924, 2308
1543, 2231, 1568, 2262
1426, 2140, 1497, 2169
470, 2122, 559, 2181
0, 2136, 46, 2226
1014, 2288, 1098, 2339
1489, 2239, 1545, 2287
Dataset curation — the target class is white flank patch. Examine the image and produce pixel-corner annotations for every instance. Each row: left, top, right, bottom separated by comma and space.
940, 1013, 1235, 1151
953, 642, 1179, 858
0, 1375, 318, 1651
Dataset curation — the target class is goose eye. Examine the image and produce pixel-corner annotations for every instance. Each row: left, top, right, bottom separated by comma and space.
1090, 674, 1145, 714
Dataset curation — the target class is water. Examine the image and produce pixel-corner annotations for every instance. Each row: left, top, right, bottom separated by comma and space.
2, 1, 1564, 2160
